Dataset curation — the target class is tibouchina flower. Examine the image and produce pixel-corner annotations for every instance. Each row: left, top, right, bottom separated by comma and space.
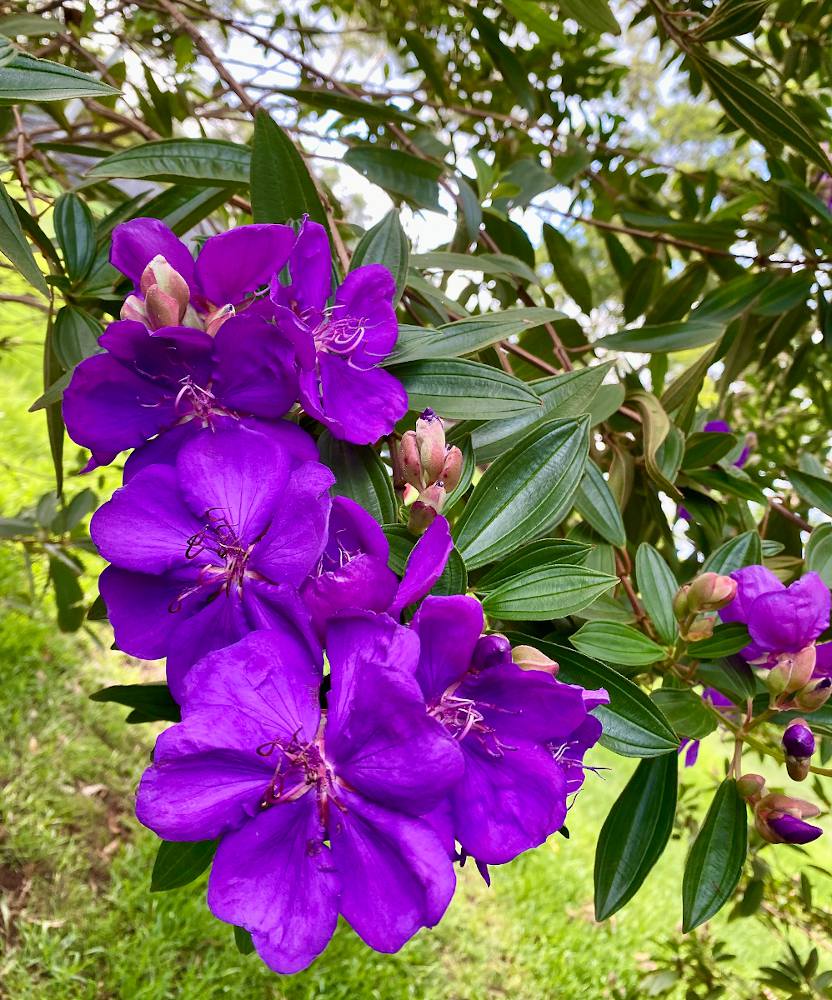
301, 496, 452, 637
136, 616, 464, 974
720, 566, 831, 666
63, 317, 297, 471
271, 220, 407, 444
754, 793, 824, 845
111, 217, 296, 333
410, 595, 608, 865
91, 429, 332, 699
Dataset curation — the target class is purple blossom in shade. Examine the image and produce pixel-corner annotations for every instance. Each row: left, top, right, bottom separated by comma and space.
677, 688, 734, 768
719, 566, 831, 665
410, 595, 608, 865
111, 217, 296, 331
62, 316, 297, 471
90, 428, 333, 700
271, 220, 407, 445
135, 614, 464, 973
301, 498, 453, 637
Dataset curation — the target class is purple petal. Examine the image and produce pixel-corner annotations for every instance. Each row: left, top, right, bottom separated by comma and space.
703, 420, 731, 434
553, 714, 604, 794
326, 612, 463, 813
272, 219, 331, 318
324, 497, 391, 563
410, 595, 483, 701
768, 813, 823, 844
110, 218, 195, 292
240, 579, 322, 668
299, 357, 408, 445
389, 516, 453, 619
211, 315, 297, 418
99, 321, 213, 385
331, 790, 456, 952
814, 641, 832, 678
194, 224, 296, 308
90, 465, 197, 574
720, 565, 784, 625
247, 461, 334, 585
209, 796, 339, 974
679, 738, 700, 768
451, 740, 567, 865
176, 430, 290, 546
747, 573, 830, 653
332, 264, 398, 367
302, 554, 398, 639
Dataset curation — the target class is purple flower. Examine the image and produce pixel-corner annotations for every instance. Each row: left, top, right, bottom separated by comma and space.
136, 614, 463, 973
271, 220, 407, 444
783, 719, 815, 759
63, 317, 297, 470
755, 792, 824, 845
767, 814, 823, 844
112, 217, 296, 332
301, 497, 452, 637
703, 419, 752, 468
91, 428, 333, 699
410, 595, 608, 865
720, 566, 830, 664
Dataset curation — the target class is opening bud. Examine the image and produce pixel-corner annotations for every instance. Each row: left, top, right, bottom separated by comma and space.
791, 677, 832, 713
681, 617, 715, 643
398, 431, 422, 490
415, 409, 447, 484
511, 644, 559, 675
767, 645, 817, 698
686, 572, 737, 613
205, 303, 235, 337
754, 792, 823, 844
138, 254, 190, 327
406, 500, 438, 536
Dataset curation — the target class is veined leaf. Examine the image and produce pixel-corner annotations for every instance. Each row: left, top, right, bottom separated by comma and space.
0, 53, 118, 102
318, 432, 396, 525
543, 223, 593, 314
351, 209, 409, 303
634, 543, 678, 645
276, 86, 420, 125
53, 306, 102, 369
251, 111, 329, 229
482, 566, 617, 620
473, 539, 592, 591
702, 530, 762, 575
683, 431, 738, 469
574, 460, 626, 547
628, 391, 682, 499
806, 524, 832, 587
689, 622, 751, 659
150, 840, 217, 892
559, 0, 620, 34
344, 146, 443, 212
411, 250, 540, 286
787, 467, 832, 517
599, 318, 724, 354
0, 178, 48, 295
651, 689, 717, 740
571, 621, 667, 665
54, 193, 96, 283
88, 138, 250, 184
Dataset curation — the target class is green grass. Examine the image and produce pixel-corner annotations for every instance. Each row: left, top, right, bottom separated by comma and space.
0, 306, 830, 999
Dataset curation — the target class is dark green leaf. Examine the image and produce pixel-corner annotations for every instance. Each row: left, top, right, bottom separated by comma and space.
690, 623, 751, 659
0, 178, 48, 295
455, 417, 589, 569
628, 391, 682, 500
806, 524, 832, 587
473, 539, 592, 591
53, 306, 101, 369
88, 138, 250, 185
571, 621, 667, 665
150, 840, 217, 892
651, 689, 717, 739
344, 146, 443, 213
787, 467, 832, 517
53, 193, 96, 282
683, 431, 738, 469
574, 460, 626, 547
0, 13, 61, 36
599, 318, 725, 354
233, 926, 255, 955
594, 754, 678, 920
466, 6, 537, 114
682, 779, 747, 931
695, 656, 757, 706
559, 0, 620, 34
276, 86, 420, 125
351, 209, 409, 303
90, 683, 181, 723
543, 224, 592, 314
482, 566, 617, 620
0, 53, 118, 102
702, 530, 762, 575
251, 111, 329, 229
693, 0, 771, 41
635, 543, 678, 644
318, 432, 396, 525
49, 554, 84, 632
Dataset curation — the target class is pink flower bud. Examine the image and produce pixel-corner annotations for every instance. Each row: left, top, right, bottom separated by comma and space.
121, 294, 149, 325
439, 446, 463, 493
398, 431, 422, 489
144, 286, 183, 330
140, 254, 190, 313
736, 773, 766, 800
205, 303, 235, 337
791, 677, 832, 713
511, 644, 559, 675
419, 483, 446, 515
755, 792, 823, 844
768, 645, 817, 697
686, 572, 737, 612
682, 617, 715, 643
673, 584, 691, 621
407, 500, 438, 536
402, 483, 420, 506
415, 409, 446, 484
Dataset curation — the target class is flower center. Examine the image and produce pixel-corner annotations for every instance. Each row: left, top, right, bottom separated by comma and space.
428, 683, 513, 757
185, 508, 250, 584
316, 529, 362, 577
257, 732, 331, 807
312, 309, 367, 359
174, 377, 231, 424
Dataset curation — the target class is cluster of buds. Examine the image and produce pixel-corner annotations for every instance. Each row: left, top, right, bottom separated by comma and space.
673, 573, 737, 641
737, 773, 824, 845
765, 645, 832, 711
782, 718, 816, 781
121, 255, 233, 336
397, 410, 463, 535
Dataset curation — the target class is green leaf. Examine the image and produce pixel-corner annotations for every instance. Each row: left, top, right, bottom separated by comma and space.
559, 0, 620, 34
53, 306, 101, 369
543, 224, 592, 313
594, 754, 678, 920
344, 146, 443, 213
622, 257, 662, 323
695, 271, 773, 323
150, 840, 217, 893
644, 262, 709, 326
599, 318, 725, 354
53, 193, 96, 282
233, 926, 255, 955
682, 779, 747, 931
276, 86, 420, 125
455, 417, 589, 569
505, 635, 679, 757
389, 358, 542, 420
695, 656, 757, 706
351, 209, 409, 303
482, 566, 617, 620
466, 6, 537, 114
0, 178, 48, 295
0, 53, 118, 102
574, 460, 626, 547
702, 530, 762, 575
628, 391, 682, 500
49, 554, 84, 632
473, 539, 592, 592
806, 524, 832, 587
635, 543, 678, 645
0, 13, 61, 36
390, 307, 564, 363
89, 683, 181, 724
29, 371, 71, 412
693, 0, 771, 41
250, 111, 329, 229
692, 466, 766, 504
88, 138, 249, 185
467, 363, 611, 461
571, 621, 667, 665
689, 622, 751, 659
411, 251, 541, 284
683, 431, 738, 469
787, 467, 832, 517
693, 53, 829, 172
651, 689, 717, 739
317, 432, 396, 525
499, 0, 562, 42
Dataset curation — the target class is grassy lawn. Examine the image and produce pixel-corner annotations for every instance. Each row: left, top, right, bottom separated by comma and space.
0, 301, 829, 999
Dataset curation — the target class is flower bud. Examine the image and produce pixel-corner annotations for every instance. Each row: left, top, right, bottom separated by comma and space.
407, 500, 437, 536
673, 584, 691, 621
511, 644, 559, 675
681, 617, 715, 643
205, 303, 235, 337
755, 792, 823, 845
783, 719, 815, 759
736, 773, 766, 800
144, 286, 183, 329
138, 254, 190, 328
398, 431, 422, 489
439, 446, 463, 493
415, 410, 446, 484
686, 572, 737, 612
472, 633, 512, 672
767, 645, 817, 698
121, 293, 149, 325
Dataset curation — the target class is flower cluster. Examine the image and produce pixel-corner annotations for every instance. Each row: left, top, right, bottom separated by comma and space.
67, 220, 609, 975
